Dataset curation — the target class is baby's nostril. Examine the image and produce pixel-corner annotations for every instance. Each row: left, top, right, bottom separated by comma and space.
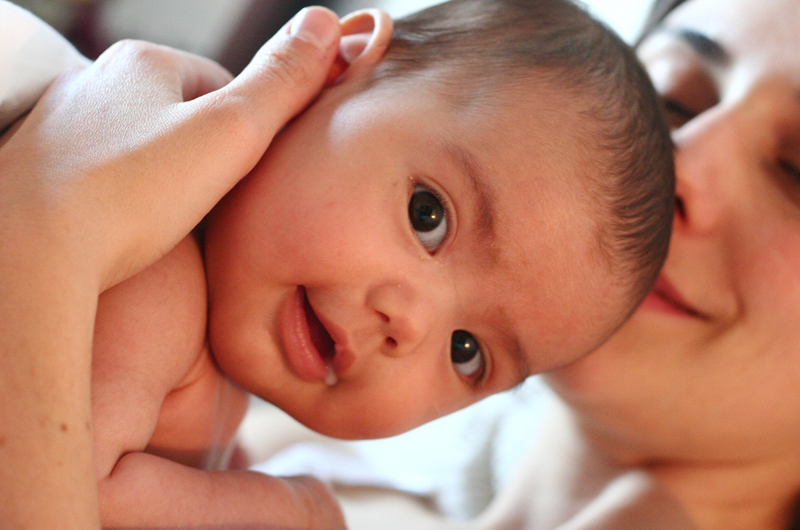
386, 337, 397, 348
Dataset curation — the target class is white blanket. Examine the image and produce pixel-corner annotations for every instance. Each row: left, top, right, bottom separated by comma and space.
0, 0, 88, 130
248, 377, 552, 521
243, 377, 695, 529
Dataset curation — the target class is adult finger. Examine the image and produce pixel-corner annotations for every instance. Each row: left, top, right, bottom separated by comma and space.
222, 6, 342, 137
171, 46, 234, 101
88, 39, 233, 104
178, 6, 342, 180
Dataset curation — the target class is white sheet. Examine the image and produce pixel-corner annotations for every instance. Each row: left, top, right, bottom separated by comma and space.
245, 378, 695, 529
0, 0, 89, 130
250, 377, 552, 520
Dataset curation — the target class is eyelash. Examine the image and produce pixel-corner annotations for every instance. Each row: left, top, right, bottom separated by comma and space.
454, 332, 490, 386
662, 97, 697, 128
780, 160, 800, 184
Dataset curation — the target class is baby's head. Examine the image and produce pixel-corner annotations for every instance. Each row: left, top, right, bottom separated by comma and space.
203, 0, 673, 439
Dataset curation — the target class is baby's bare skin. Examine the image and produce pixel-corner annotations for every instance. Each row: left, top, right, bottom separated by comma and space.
90, 235, 344, 529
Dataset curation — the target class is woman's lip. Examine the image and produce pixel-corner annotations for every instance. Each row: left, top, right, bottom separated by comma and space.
279, 287, 330, 383
640, 275, 706, 319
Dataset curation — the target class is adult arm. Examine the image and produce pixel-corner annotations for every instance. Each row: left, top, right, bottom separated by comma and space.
0, 7, 341, 529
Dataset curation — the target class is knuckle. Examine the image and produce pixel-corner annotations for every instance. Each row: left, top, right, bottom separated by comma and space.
48, 64, 87, 88
260, 40, 316, 88
102, 39, 177, 71
106, 39, 151, 59
206, 94, 262, 140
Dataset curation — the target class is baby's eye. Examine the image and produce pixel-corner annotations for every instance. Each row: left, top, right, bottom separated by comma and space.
451, 330, 484, 379
409, 184, 448, 252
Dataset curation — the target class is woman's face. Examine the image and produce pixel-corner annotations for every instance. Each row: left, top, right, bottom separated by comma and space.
548, 0, 800, 468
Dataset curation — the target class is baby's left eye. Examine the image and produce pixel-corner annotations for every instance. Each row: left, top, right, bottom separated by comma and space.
451, 330, 484, 379
409, 185, 449, 252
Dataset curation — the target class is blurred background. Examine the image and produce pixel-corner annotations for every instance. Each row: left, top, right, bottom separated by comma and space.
10, 0, 656, 74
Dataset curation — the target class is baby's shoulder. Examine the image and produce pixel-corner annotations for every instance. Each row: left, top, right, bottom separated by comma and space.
93, 234, 208, 395
93, 235, 222, 475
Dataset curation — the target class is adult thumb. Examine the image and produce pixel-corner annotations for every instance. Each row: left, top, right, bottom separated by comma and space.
164, 6, 340, 230
202, 7, 341, 163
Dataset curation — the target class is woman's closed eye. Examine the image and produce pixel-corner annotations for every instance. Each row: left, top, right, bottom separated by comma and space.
780, 159, 800, 186
409, 184, 449, 252
451, 330, 485, 381
663, 97, 698, 129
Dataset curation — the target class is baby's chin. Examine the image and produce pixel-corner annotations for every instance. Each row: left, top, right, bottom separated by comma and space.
267, 395, 421, 441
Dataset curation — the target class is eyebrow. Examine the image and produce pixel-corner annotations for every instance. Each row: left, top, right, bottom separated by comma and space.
442, 142, 499, 264
671, 28, 730, 66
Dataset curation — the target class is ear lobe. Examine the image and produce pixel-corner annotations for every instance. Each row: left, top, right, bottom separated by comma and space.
325, 9, 393, 86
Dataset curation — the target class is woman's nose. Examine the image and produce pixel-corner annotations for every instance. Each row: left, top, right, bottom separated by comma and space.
365, 280, 437, 358
673, 81, 792, 237
672, 106, 762, 236
672, 115, 728, 235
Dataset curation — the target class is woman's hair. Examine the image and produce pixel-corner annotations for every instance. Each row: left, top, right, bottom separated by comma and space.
637, 0, 690, 44
375, 0, 675, 306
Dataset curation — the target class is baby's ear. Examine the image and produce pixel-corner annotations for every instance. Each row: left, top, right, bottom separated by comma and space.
325, 9, 393, 86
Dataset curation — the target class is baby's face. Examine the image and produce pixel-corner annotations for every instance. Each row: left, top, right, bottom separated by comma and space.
204, 75, 632, 439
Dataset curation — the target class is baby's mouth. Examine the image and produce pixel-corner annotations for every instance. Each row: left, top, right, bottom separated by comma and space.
301, 289, 338, 385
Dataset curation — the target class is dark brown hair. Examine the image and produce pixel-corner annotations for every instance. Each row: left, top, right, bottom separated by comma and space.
376, 0, 675, 305
637, 0, 690, 44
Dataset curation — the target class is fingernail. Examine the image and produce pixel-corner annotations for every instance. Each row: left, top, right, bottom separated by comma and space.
290, 7, 338, 51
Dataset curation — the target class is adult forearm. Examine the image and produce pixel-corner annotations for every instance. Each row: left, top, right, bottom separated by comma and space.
0, 239, 100, 529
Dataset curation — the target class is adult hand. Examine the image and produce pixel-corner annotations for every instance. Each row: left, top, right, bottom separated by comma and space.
2, 6, 342, 289
0, 6, 341, 529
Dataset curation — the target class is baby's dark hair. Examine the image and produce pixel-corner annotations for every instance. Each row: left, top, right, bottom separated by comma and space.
374, 0, 674, 306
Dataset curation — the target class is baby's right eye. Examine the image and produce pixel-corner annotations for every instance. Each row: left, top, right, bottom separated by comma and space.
451, 330, 484, 380
408, 184, 449, 252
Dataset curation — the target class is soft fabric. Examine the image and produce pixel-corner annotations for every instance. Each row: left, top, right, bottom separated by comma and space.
251, 377, 552, 520
0, 0, 89, 130
247, 377, 695, 529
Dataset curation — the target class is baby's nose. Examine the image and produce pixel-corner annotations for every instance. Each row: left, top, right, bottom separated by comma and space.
365, 281, 438, 358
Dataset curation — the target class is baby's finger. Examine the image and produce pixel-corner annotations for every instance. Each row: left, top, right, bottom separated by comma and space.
280, 476, 346, 530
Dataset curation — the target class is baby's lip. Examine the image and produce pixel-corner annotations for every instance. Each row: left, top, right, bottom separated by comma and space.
302, 290, 335, 362
301, 289, 355, 379
280, 287, 334, 383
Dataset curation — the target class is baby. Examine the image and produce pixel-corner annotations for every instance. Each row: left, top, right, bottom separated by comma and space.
89, 0, 674, 527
